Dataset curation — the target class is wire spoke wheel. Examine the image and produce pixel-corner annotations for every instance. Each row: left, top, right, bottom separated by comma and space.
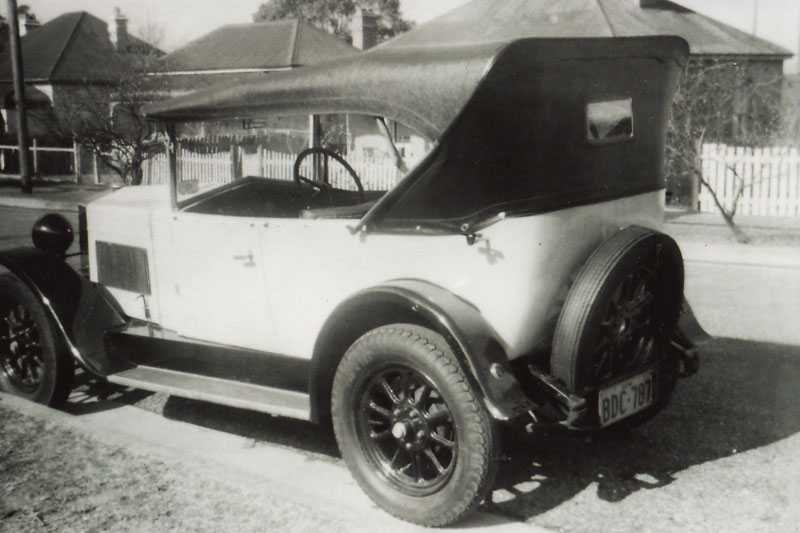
552, 227, 684, 393
1, 300, 45, 393
332, 324, 499, 527
592, 266, 658, 381
357, 366, 456, 495
0, 275, 73, 406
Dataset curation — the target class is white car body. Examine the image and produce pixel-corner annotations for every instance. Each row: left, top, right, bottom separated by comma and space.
0, 35, 707, 527
87, 186, 663, 361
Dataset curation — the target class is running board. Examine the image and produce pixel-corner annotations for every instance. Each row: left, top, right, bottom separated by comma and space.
107, 366, 311, 421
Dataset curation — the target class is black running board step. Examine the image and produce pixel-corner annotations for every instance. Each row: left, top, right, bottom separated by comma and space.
107, 365, 311, 421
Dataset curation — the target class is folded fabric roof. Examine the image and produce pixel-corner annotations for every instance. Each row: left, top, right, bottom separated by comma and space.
143, 36, 688, 142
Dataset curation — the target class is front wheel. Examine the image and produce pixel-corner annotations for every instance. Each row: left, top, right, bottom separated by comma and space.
0, 274, 73, 405
331, 324, 499, 527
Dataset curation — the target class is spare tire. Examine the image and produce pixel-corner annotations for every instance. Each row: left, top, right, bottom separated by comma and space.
551, 226, 684, 393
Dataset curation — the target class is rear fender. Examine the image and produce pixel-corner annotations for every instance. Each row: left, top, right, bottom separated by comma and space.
674, 298, 711, 347
0, 247, 127, 376
671, 298, 709, 377
310, 279, 536, 423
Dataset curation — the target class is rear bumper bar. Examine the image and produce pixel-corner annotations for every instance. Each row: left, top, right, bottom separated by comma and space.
523, 313, 706, 432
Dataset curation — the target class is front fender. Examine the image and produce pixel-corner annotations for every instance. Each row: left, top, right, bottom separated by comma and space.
311, 279, 536, 422
0, 247, 127, 376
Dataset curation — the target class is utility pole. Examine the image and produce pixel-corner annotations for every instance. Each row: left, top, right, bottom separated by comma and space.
7, 0, 31, 193
752, 0, 759, 35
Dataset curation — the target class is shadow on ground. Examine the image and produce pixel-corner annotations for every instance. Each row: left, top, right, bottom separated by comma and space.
61, 337, 800, 521
161, 396, 340, 458
485, 337, 800, 520
61, 369, 155, 416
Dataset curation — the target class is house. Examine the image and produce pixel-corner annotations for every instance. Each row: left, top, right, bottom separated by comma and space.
384, 0, 792, 140
157, 19, 359, 94
154, 18, 360, 145
0, 10, 162, 137
381, 0, 793, 202
0, 10, 163, 181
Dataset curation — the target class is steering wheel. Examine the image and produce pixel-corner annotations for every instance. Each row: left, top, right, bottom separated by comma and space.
293, 148, 365, 206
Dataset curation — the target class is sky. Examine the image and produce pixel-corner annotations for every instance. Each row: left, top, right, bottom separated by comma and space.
3, 0, 799, 71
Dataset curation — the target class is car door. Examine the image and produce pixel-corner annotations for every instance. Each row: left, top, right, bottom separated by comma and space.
165, 211, 275, 351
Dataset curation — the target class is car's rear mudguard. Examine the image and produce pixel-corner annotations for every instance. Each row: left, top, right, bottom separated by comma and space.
672, 298, 710, 377
311, 279, 536, 423
0, 247, 127, 376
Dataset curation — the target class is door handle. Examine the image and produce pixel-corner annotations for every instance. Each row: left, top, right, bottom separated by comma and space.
233, 251, 255, 266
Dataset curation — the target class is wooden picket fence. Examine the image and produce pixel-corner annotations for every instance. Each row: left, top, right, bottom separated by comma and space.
700, 143, 800, 217
143, 147, 402, 191
0, 140, 78, 178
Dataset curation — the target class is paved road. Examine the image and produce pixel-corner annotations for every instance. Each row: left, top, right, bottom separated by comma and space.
0, 206, 80, 253
1, 205, 799, 531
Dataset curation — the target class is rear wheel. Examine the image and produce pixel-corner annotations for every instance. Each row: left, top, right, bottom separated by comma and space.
0, 274, 73, 405
331, 324, 499, 526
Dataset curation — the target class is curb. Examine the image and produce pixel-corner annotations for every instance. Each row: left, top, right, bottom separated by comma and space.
0, 195, 81, 212
675, 240, 800, 268
0, 186, 114, 213
665, 209, 800, 233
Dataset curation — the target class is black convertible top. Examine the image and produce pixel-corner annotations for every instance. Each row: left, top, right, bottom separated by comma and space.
143, 37, 688, 141
145, 37, 690, 228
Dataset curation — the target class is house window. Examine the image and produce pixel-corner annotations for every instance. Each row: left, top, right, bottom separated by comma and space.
586, 98, 633, 143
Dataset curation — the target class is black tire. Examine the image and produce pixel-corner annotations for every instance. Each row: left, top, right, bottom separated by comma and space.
551, 227, 684, 393
331, 324, 499, 527
0, 274, 73, 406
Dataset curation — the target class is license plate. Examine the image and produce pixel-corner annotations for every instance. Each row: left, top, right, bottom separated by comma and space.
598, 370, 655, 427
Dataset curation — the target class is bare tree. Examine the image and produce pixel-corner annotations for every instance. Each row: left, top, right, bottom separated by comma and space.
777, 75, 800, 144
666, 59, 783, 243
49, 33, 167, 185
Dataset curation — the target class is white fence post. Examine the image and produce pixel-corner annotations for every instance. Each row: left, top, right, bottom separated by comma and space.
142, 147, 405, 190
0, 142, 83, 181
699, 142, 800, 218
31, 138, 38, 176
73, 140, 81, 182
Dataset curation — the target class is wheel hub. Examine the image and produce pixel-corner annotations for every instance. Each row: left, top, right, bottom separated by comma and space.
391, 422, 407, 439
391, 404, 429, 451
357, 365, 457, 496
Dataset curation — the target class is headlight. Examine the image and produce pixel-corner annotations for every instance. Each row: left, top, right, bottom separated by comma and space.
31, 213, 74, 256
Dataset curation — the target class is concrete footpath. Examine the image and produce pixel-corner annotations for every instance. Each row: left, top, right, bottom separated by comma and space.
0, 180, 114, 212
1, 181, 798, 267
664, 208, 800, 268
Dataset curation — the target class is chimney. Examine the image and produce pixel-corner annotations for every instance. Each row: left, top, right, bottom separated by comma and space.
639, 0, 664, 7
115, 8, 129, 52
351, 9, 378, 50
24, 14, 40, 34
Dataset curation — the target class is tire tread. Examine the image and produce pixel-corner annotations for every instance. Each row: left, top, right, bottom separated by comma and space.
331, 324, 497, 527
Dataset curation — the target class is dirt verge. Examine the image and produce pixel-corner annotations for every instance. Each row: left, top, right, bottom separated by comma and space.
0, 396, 353, 533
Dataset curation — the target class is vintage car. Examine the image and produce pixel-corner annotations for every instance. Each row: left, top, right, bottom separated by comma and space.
0, 36, 706, 526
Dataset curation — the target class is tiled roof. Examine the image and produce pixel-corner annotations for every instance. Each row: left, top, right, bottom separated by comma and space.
601, 0, 792, 56
161, 19, 359, 73
0, 11, 147, 84
385, 0, 792, 58
0, 82, 52, 107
